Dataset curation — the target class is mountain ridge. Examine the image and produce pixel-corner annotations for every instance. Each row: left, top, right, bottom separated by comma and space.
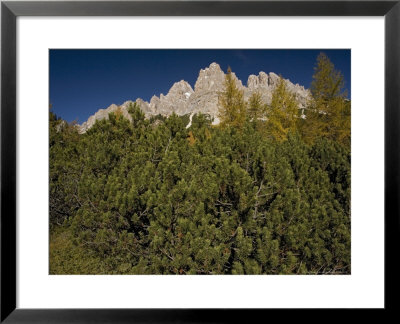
78, 62, 311, 133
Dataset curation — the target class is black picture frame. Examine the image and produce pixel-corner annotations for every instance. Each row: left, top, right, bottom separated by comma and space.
1, 0, 399, 322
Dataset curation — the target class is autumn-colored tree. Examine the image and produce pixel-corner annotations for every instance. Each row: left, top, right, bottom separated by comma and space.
266, 77, 299, 142
187, 130, 196, 146
248, 91, 266, 121
301, 52, 350, 146
218, 67, 247, 129
247, 91, 267, 133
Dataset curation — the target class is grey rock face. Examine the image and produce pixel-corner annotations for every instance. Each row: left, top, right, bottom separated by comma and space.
150, 80, 194, 116
245, 71, 310, 108
78, 62, 311, 133
188, 63, 227, 124
79, 104, 127, 134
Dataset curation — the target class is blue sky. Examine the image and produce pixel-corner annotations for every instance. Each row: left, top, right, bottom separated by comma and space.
50, 49, 351, 123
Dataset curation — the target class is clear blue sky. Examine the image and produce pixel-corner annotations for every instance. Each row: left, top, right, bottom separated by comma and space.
50, 49, 351, 123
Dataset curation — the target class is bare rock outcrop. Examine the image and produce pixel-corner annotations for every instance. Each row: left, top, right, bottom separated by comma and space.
187, 63, 227, 123
245, 71, 310, 108
150, 80, 194, 116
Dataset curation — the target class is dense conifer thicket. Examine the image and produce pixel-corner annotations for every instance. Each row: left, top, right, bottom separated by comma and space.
50, 53, 351, 274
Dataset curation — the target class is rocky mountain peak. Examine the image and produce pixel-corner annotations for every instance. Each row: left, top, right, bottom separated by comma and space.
78, 103, 131, 134
247, 71, 269, 90
194, 62, 225, 93
166, 80, 194, 100
208, 62, 223, 72
268, 72, 280, 86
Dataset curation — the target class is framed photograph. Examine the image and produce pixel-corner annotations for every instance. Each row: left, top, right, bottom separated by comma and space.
1, 0, 398, 322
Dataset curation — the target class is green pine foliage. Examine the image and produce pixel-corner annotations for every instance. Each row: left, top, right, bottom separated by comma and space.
50, 54, 351, 275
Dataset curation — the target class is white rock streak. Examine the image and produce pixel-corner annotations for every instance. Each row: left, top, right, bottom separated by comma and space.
186, 112, 195, 129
